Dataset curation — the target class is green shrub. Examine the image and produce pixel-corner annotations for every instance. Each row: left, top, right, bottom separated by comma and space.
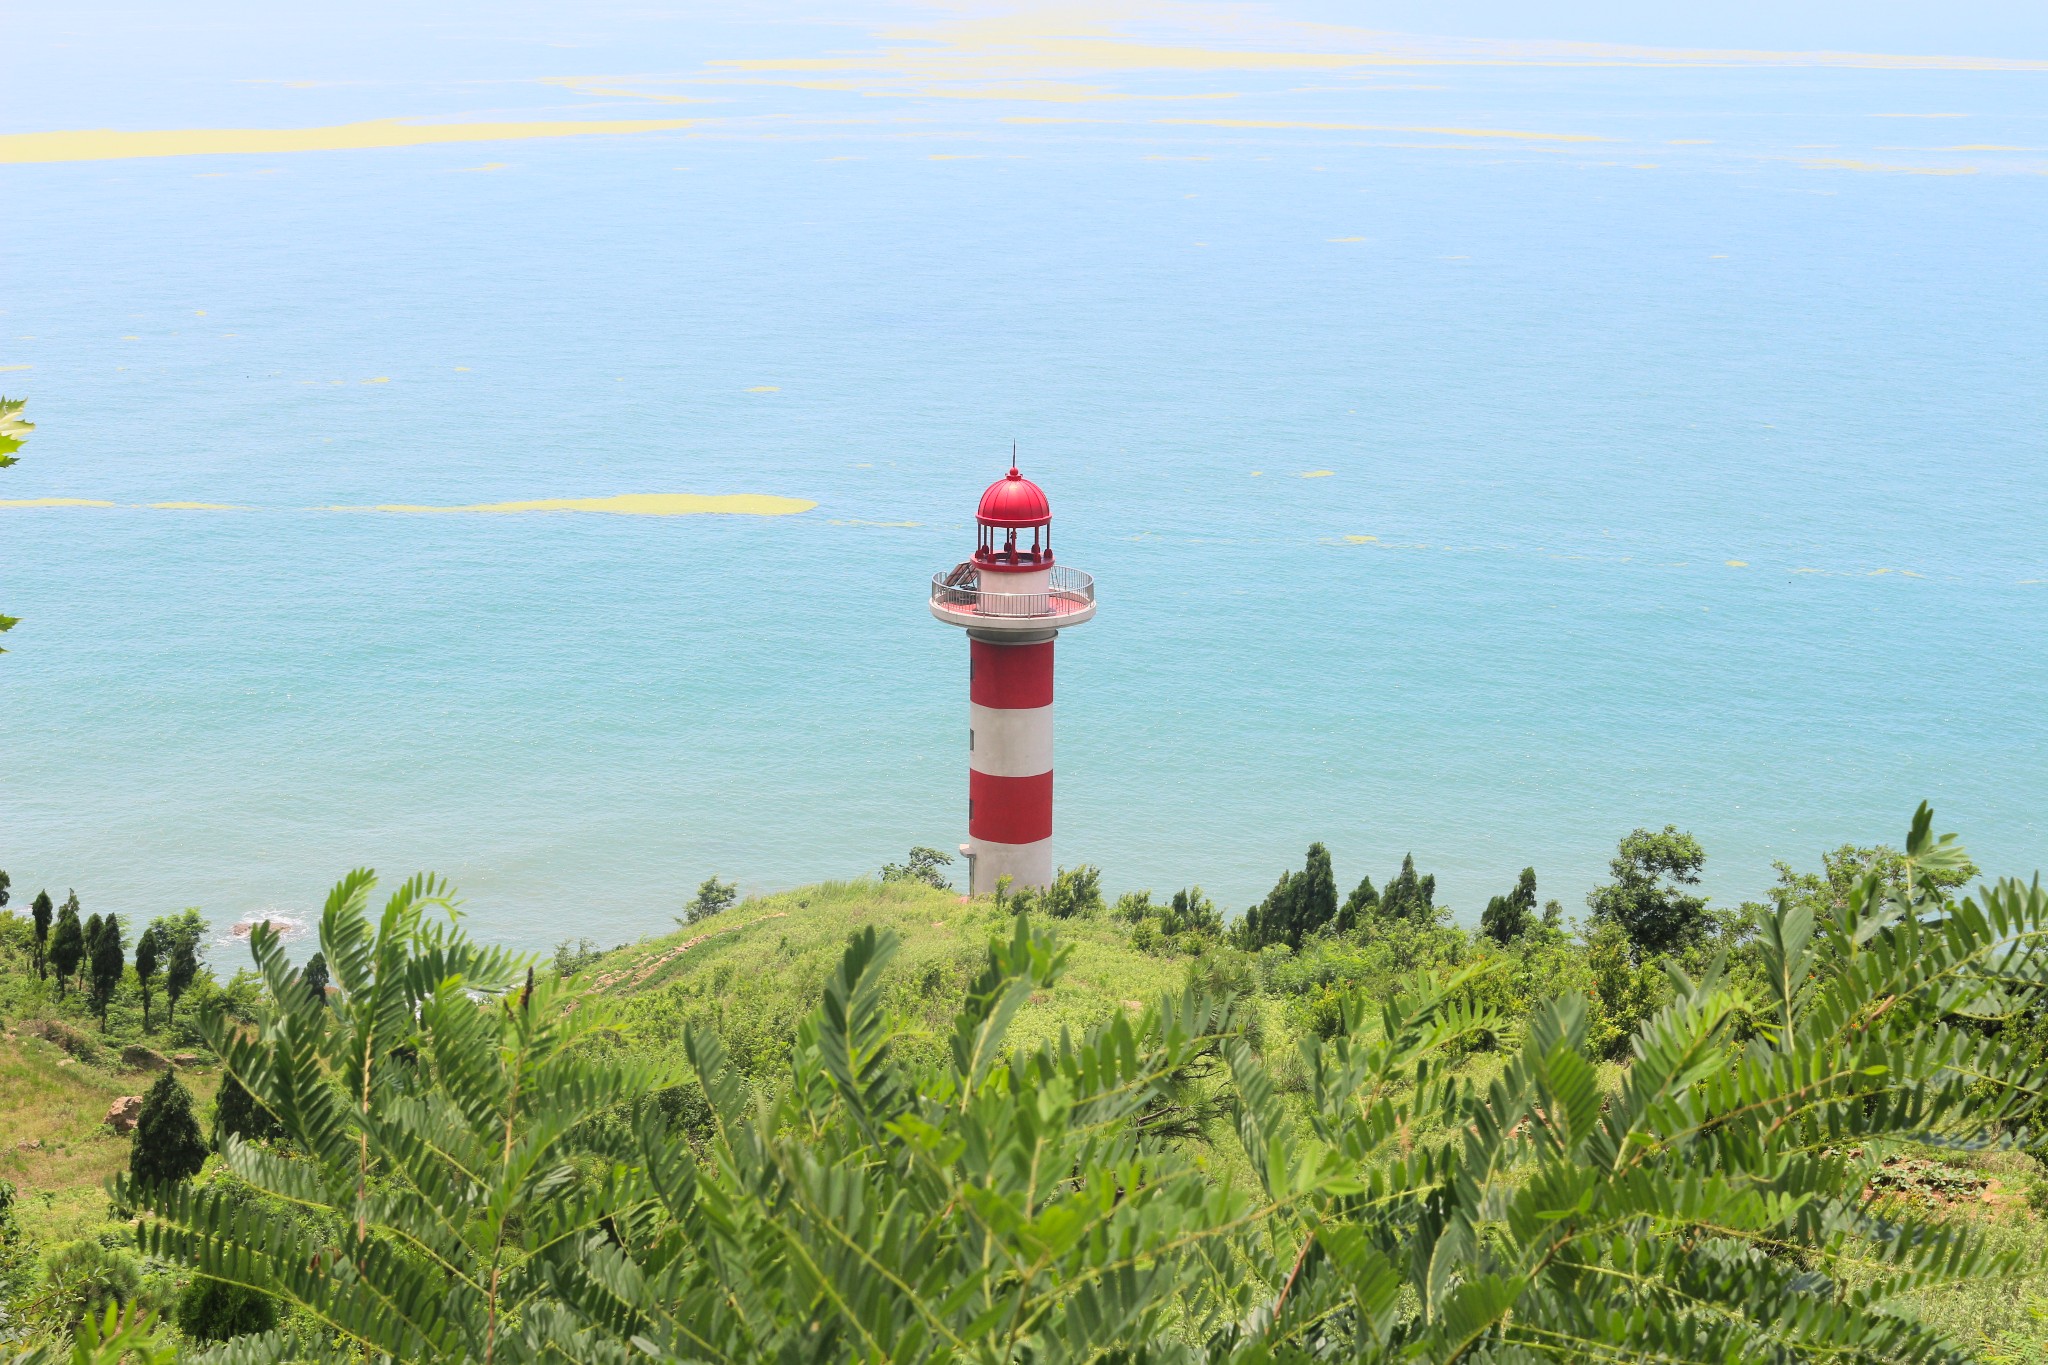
1013, 864, 1101, 919
880, 847, 954, 889
173, 1276, 277, 1342
130, 1072, 207, 1186
38, 1238, 141, 1330
210, 1072, 283, 1150
683, 875, 738, 924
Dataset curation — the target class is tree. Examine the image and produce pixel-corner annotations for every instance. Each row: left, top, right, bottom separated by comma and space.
30, 889, 52, 979
1296, 841, 1336, 934
684, 875, 738, 924
1588, 823, 1709, 957
175, 1275, 277, 1343
129, 1070, 207, 1186
302, 949, 330, 1002
0, 868, 8, 907
81, 911, 102, 995
1334, 875, 1378, 934
164, 933, 199, 1025
210, 1071, 284, 1148
1238, 843, 1338, 950
48, 897, 84, 998
1480, 866, 1539, 945
1379, 852, 1439, 924
0, 396, 30, 650
881, 846, 955, 889
87, 911, 125, 1027
133, 926, 162, 1031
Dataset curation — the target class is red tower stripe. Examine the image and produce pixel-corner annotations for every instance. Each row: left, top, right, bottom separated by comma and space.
969, 769, 1053, 844
970, 639, 1054, 709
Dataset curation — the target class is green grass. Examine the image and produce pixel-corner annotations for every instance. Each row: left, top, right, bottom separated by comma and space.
0, 1028, 219, 1247
580, 879, 1191, 1076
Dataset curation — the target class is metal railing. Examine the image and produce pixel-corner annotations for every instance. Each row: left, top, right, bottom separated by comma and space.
931, 564, 1094, 619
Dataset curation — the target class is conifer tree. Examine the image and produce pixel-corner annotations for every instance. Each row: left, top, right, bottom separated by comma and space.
82, 912, 102, 994
0, 868, 8, 907
88, 911, 125, 1027
302, 950, 329, 1003
48, 898, 84, 998
210, 1071, 284, 1148
1480, 867, 1539, 945
1379, 853, 1439, 924
1241, 844, 1340, 950
133, 926, 162, 1032
30, 889, 53, 979
1335, 875, 1379, 934
1239, 866, 1294, 950
129, 1071, 207, 1186
175, 1275, 277, 1343
164, 933, 199, 1025
1297, 842, 1336, 939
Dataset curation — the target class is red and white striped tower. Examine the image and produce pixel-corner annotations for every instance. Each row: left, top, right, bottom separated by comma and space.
929, 463, 1097, 895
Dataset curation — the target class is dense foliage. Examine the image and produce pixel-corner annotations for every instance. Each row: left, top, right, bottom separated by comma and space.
130, 1074, 208, 1189
88, 805, 2048, 1363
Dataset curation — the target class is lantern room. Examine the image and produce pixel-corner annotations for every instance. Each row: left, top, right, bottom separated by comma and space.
974, 467, 1053, 572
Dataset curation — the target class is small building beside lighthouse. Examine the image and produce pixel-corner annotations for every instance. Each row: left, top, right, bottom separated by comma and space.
929, 463, 1096, 895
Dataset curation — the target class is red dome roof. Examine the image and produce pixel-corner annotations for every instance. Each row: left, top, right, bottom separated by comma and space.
977, 467, 1051, 528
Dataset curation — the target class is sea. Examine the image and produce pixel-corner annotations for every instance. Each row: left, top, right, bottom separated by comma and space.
4, 0, 2045, 954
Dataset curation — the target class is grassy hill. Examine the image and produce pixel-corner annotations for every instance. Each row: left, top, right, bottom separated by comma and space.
2, 868, 2047, 1356
571, 878, 1200, 1084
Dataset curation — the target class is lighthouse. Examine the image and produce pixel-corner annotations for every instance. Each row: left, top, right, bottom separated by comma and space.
929, 463, 1097, 895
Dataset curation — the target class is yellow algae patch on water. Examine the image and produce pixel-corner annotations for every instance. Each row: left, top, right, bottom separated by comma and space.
1345, 535, 1378, 543
1157, 118, 1610, 143
0, 498, 116, 508
0, 364, 30, 372
0, 118, 696, 166
1298, 470, 1334, 478
1802, 157, 1976, 175
745, 385, 780, 392
150, 502, 244, 510
1328, 236, 1365, 242
1725, 559, 1748, 567
345, 493, 816, 517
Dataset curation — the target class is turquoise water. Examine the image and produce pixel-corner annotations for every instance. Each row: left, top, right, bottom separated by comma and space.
4, 3, 2045, 949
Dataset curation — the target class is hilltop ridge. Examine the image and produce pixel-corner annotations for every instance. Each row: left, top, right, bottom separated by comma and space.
565, 878, 1195, 1082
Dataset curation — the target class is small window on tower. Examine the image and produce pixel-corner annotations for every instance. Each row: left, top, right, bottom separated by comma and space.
970, 728, 975, 751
